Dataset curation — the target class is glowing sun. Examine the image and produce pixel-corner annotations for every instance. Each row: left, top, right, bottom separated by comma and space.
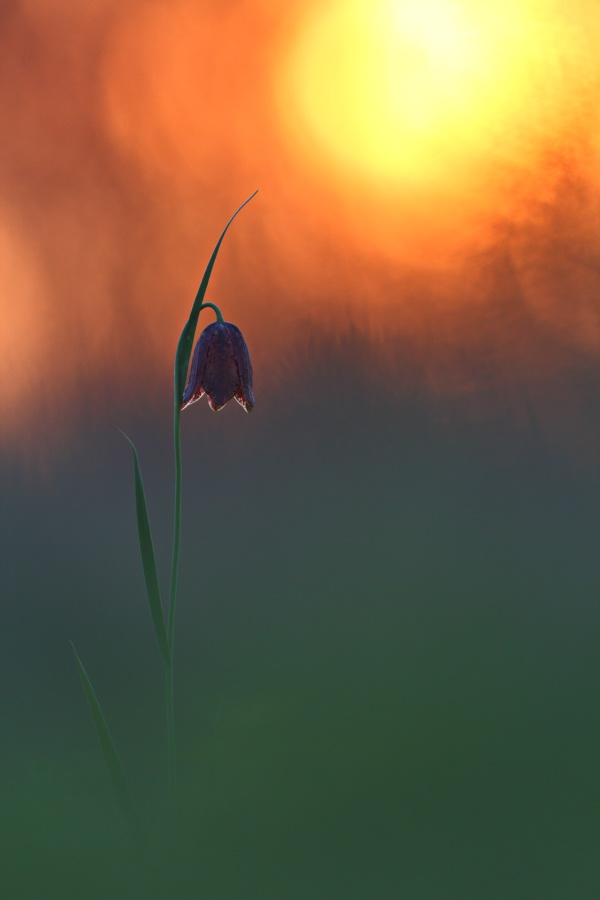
279, 0, 568, 190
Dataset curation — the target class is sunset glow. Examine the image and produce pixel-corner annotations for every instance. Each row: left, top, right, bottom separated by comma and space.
3, 0, 600, 458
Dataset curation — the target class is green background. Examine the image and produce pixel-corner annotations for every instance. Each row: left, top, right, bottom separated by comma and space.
2, 335, 600, 898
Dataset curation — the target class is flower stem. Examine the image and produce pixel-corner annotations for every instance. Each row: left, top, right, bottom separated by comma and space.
165, 660, 175, 796
166, 403, 182, 795
198, 302, 224, 323
166, 302, 222, 797
168, 405, 182, 653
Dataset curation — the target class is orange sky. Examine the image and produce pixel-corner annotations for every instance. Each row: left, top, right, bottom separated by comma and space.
2, 0, 600, 460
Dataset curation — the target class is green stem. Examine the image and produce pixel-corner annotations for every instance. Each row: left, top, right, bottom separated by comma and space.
165, 661, 175, 796
166, 301, 223, 795
197, 302, 224, 324
165, 405, 181, 795
168, 404, 183, 653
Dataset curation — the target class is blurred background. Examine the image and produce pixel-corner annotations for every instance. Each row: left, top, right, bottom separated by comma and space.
2, 0, 600, 896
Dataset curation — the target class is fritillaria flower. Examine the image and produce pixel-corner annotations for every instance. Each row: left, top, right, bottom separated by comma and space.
181, 321, 254, 412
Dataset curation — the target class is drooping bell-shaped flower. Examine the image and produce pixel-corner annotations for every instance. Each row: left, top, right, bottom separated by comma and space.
181, 321, 254, 412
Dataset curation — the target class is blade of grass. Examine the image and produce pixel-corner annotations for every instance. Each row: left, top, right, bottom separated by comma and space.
70, 642, 141, 838
119, 431, 170, 669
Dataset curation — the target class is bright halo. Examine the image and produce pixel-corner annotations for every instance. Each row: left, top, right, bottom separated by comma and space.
279, 0, 562, 189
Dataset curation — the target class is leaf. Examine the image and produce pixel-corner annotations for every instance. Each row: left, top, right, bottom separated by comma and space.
119, 431, 170, 668
174, 190, 258, 403
71, 642, 141, 838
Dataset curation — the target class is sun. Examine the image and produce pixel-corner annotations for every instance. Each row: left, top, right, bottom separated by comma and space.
278, 0, 560, 191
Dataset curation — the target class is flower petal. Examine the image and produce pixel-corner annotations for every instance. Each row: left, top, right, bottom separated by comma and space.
181, 324, 214, 409
234, 387, 253, 412
225, 323, 254, 411
201, 323, 241, 410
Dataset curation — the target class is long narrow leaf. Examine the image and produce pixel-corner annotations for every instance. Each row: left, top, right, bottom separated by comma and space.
174, 190, 258, 402
119, 431, 170, 667
71, 642, 140, 837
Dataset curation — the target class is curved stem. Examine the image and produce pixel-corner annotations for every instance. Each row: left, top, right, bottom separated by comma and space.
198, 302, 224, 324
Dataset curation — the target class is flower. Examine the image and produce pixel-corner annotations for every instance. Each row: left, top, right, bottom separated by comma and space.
181, 321, 254, 412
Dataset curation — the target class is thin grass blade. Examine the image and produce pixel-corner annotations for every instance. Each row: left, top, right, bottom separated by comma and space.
119, 431, 170, 667
71, 642, 141, 837
174, 190, 258, 402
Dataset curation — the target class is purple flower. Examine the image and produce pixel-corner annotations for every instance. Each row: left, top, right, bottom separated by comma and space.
181, 321, 254, 412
